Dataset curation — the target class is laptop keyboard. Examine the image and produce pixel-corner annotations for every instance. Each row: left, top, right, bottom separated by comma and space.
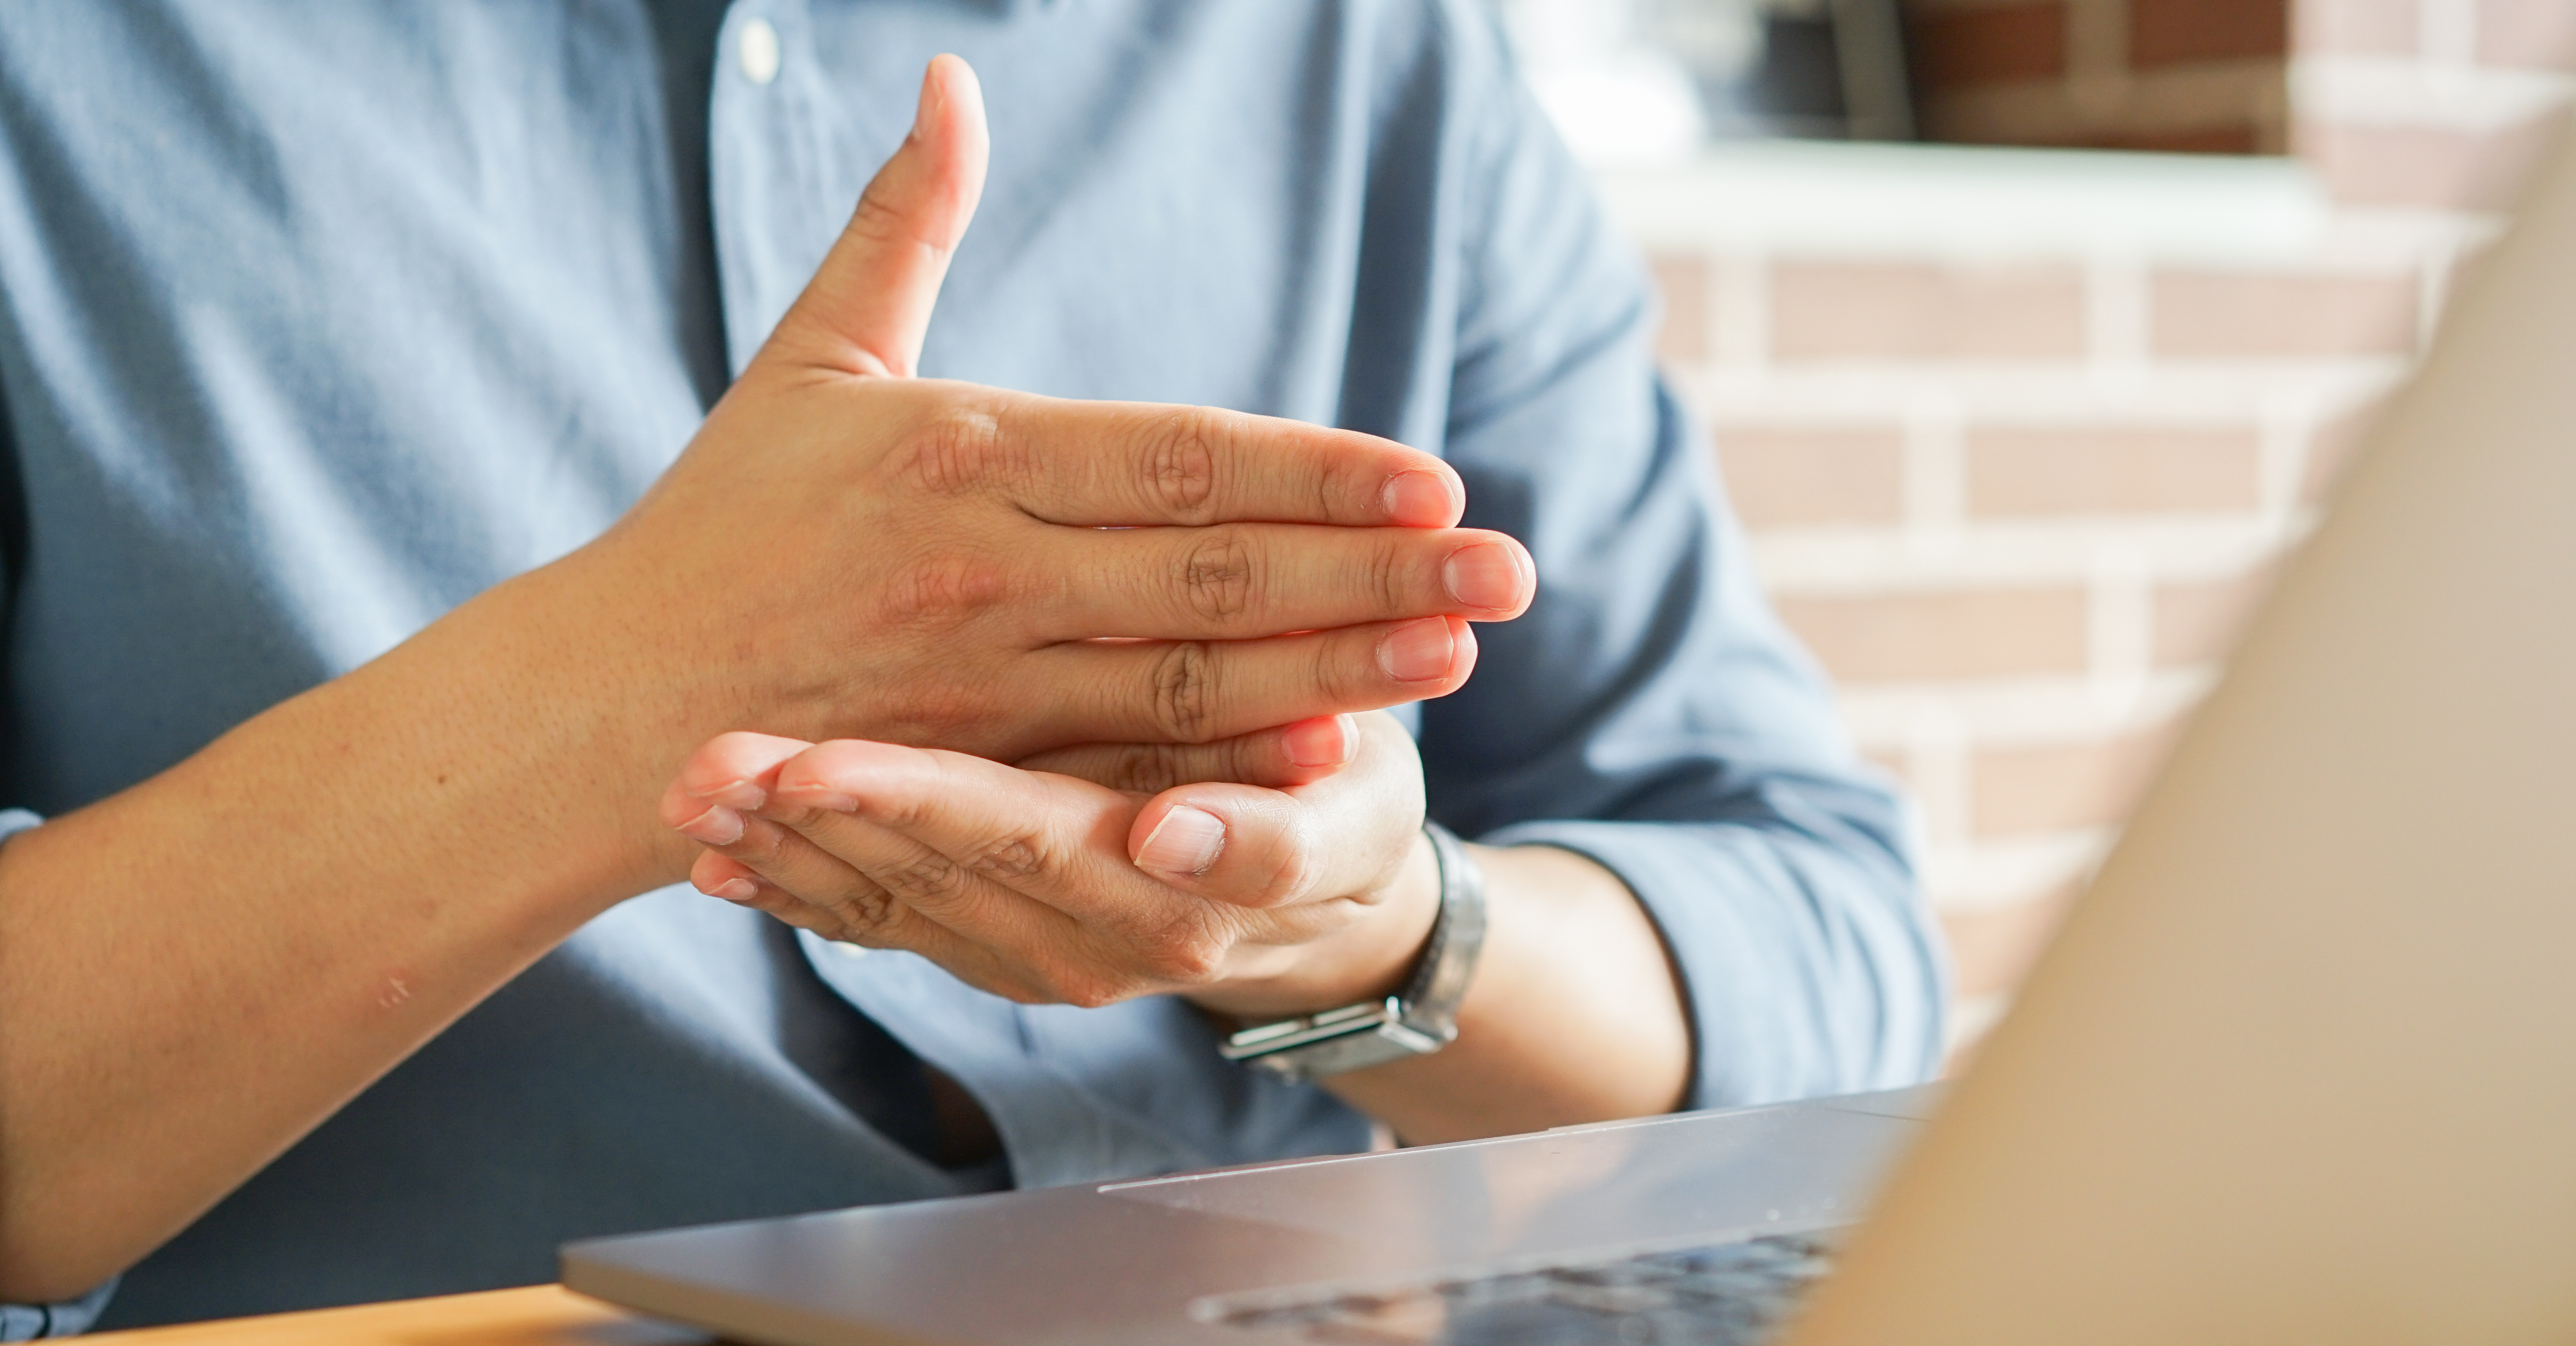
1208, 1231, 1841, 1345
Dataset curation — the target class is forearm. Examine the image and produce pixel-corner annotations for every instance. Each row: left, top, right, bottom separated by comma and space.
0, 561, 681, 1302
1324, 843, 1689, 1145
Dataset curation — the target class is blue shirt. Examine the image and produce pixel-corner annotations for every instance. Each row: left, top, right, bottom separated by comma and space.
0, 1, 1945, 1334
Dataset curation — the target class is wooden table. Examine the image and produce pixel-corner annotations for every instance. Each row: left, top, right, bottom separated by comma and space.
82, 1286, 716, 1345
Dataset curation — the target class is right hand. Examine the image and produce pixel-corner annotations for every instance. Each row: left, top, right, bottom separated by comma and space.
563, 56, 1533, 812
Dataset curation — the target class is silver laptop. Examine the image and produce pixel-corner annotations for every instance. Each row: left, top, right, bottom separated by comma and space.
562, 113, 2576, 1346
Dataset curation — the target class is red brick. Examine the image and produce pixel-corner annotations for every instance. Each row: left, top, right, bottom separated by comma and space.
2151, 270, 2418, 356
1968, 426, 2262, 516
2479, 0, 2576, 69
1715, 426, 1906, 526
2131, 0, 2292, 66
2095, 124, 2266, 154
1909, 3, 2070, 90
1773, 261, 2088, 360
1941, 889, 2079, 999
1650, 254, 1710, 365
2295, 0, 2417, 53
1974, 724, 2181, 833
2299, 118, 2558, 211
1774, 588, 2091, 683
2153, 565, 2280, 666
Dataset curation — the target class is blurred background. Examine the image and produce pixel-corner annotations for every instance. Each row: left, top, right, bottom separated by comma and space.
1501, 0, 2576, 1057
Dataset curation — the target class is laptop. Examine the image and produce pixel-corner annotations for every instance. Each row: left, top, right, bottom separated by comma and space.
561, 113, 2576, 1346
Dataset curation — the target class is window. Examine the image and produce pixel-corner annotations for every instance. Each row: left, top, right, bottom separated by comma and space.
1494, 0, 1914, 162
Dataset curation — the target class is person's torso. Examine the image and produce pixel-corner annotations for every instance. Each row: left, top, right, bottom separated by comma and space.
0, 0, 1500, 1321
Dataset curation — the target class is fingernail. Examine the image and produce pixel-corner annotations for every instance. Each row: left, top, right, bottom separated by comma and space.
677, 804, 745, 846
708, 877, 760, 904
1137, 805, 1227, 876
1282, 715, 1353, 769
783, 788, 859, 812
1381, 470, 1456, 525
1443, 541, 1526, 612
702, 780, 766, 810
1377, 618, 1456, 683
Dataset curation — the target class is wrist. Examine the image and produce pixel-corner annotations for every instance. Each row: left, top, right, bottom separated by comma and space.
1214, 823, 1489, 1083
1189, 827, 1443, 1020
389, 557, 703, 903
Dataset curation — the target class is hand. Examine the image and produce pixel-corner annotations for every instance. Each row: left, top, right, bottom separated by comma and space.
658, 712, 1442, 1018
548, 55, 1533, 867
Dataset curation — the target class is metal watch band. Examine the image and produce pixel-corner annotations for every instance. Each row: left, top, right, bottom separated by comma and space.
1219, 821, 1489, 1084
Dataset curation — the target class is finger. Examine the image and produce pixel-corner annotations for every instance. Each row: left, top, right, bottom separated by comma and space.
1129, 786, 1323, 907
770, 742, 1259, 1000
770, 741, 1212, 940
1127, 713, 1423, 912
766, 55, 989, 379
772, 741, 1136, 907
1026, 523, 1534, 642
1019, 714, 1358, 792
1029, 616, 1478, 746
663, 731, 815, 817
686, 811, 1055, 1001
690, 849, 871, 938
987, 397, 1465, 529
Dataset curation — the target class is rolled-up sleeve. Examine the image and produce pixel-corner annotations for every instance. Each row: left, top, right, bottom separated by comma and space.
1420, 21, 1948, 1108
1, 1279, 114, 1341
0, 810, 122, 1337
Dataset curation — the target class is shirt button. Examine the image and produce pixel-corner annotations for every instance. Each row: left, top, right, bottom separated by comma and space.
737, 17, 781, 86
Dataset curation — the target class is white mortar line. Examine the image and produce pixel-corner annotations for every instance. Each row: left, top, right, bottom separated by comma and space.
1899, 385, 1967, 532
1713, 251, 1770, 371
2083, 251, 2151, 388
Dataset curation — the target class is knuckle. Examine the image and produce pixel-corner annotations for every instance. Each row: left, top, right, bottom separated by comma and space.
846, 185, 908, 247
872, 849, 972, 906
1316, 445, 1369, 521
891, 408, 1009, 496
1095, 743, 1188, 795
1145, 410, 1222, 520
876, 549, 1012, 628
1048, 967, 1136, 1010
821, 885, 903, 939
1148, 641, 1221, 742
1138, 918, 1227, 984
878, 684, 988, 747
1311, 628, 1364, 703
1246, 842, 1321, 909
962, 831, 1047, 881
1177, 527, 1258, 623
725, 816, 792, 866
1368, 533, 1413, 616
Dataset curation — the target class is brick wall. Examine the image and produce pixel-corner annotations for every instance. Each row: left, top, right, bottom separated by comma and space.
1598, 0, 2576, 1055
1905, 0, 2294, 151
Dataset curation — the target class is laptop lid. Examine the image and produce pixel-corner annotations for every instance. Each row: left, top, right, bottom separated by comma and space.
1788, 115, 2576, 1345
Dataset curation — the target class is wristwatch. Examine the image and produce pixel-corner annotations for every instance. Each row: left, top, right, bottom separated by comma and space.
1218, 820, 1488, 1083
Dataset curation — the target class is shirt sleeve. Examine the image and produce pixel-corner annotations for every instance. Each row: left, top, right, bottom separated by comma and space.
1, 1277, 115, 1341
1415, 10, 1950, 1108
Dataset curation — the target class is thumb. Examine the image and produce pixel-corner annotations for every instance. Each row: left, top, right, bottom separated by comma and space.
770, 54, 990, 379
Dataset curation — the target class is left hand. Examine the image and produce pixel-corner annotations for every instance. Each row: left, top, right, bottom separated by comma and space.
658, 712, 1442, 1018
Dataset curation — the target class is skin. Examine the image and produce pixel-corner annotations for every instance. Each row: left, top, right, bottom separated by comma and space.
667, 711, 1691, 1149
0, 55, 1680, 1302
